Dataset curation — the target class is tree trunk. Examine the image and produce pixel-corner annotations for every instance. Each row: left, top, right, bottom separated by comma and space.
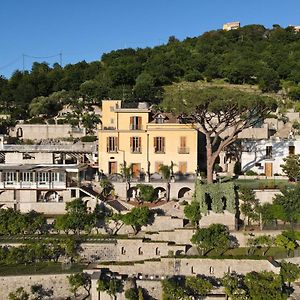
206, 136, 214, 184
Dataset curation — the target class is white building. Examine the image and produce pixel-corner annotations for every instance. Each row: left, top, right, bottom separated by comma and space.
241, 137, 299, 176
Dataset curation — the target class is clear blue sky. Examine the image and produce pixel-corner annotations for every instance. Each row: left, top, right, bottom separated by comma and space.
1, 0, 300, 78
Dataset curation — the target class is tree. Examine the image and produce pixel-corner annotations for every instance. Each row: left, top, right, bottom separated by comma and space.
191, 223, 231, 255
97, 274, 123, 300
185, 276, 213, 296
222, 272, 247, 300
184, 201, 202, 227
25, 210, 47, 234
159, 164, 172, 201
280, 261, 300, 288
254, 235, 274, 256
125, 288, 138, 300
163, 85, 276, 183
239, 186, 260, 229
260, 203, 287, 228
244, 271, 286, 300
99, 178, 114, 199
8, 287, 30, 300
161, 278, 186, 300
136, 184, 156, 202
120, 206, 151, 234
30, 284, 53, 300
273, 186, 300, 226
275, 231, 299, 256
68, 272, 91, 298
280, 154, 300, 181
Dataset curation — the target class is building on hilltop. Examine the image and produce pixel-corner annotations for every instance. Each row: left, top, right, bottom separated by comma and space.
98, 100, 198, 179
223, 21, 240, 31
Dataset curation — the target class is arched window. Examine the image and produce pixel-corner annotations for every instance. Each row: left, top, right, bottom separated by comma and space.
209, 266, 214, 274
155, 247, 160, 256
121, 247, 126, 255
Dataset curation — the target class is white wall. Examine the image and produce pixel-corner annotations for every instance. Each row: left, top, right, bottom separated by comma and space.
241, 138, 300, 175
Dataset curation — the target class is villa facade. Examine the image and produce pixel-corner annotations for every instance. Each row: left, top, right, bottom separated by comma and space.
98, 100, 198, 178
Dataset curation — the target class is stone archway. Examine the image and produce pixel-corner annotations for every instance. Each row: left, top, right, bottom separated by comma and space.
153, 187, 166, 199
44, 191, 59, 202
127, 186, 138, 200
178, 187, 192, 199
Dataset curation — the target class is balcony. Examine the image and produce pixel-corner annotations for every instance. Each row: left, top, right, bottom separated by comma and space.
178, 147, 190, 154
103, 126, 116, 130
131, 147, 142, 154
154, 148, 165, 154
107, 147, 118, 153
129, 124, 142, 130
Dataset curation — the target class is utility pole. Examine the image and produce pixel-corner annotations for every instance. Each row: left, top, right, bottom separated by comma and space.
22, 54, 25, 73
59, 52, 63, 67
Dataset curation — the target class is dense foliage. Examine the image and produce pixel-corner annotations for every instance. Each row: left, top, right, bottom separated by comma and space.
191, 223, 231, 255
1, 25, 300, 121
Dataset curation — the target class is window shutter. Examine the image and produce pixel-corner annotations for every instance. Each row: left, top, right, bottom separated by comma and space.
162, 137, 165, 150
130, 117, 133, 129
138, 137, 141, 150
130, 137, 133, 148
180, 137, 186, 148
154, 137, 157, 149
138, 117, 142, 129
106, 137, 110, 152
115, 137, 118, 150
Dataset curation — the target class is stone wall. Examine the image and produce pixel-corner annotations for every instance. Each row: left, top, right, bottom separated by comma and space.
10, 124, 86, 140
97, 257, 280, 278
0, 273, 80, 300
254, 189, 281, 204
81, 240, 186, 262
141, 215, 185, 232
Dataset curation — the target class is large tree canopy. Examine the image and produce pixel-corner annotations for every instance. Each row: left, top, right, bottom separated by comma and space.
163, 84, 277, 183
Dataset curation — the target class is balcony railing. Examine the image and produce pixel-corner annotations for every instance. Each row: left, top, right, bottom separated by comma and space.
103, 126, 116, 130
178, 147, 190, 154
107, 147, 118, 153
154, 148, 165, 154
129, 124, 142, 130
131, 147, 142, 154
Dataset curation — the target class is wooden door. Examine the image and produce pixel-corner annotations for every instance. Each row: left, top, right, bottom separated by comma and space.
108, 161, 117, 174
131, 163, 141, 177
265, 162, 273, 177
179, 162, 187, 174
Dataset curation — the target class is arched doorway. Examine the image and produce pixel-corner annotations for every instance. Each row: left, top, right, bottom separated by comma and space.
178, 187, 192, 199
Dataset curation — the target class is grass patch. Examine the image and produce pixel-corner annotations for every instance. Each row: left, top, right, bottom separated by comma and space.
0, 262, 85, 276
233, 179, 291, 190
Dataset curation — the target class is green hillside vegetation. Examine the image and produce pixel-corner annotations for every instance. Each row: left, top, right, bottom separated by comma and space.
1, 24, 300, 122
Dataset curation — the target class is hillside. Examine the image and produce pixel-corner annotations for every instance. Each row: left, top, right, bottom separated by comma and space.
1, 24, 300, 122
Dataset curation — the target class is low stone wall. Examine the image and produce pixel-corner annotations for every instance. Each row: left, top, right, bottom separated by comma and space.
97, 257, 280, 278
0, 273, 80, 300
141, 215, 185, 232
254, 189, 281, 204
81, 240, 186, 262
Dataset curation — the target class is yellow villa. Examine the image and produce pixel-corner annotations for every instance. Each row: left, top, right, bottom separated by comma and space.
98, 100, 198, 178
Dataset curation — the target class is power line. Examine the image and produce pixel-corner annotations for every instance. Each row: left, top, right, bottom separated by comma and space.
23, 53, 62, 59
0, 56, 22, 70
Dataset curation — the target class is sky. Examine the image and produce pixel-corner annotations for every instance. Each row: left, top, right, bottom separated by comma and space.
1, 0, 300, 78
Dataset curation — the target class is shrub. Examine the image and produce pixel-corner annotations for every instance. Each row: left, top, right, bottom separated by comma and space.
136, 184, 156, 202
234, 162, 242, 175
245, 170, 258, 176
81, 135, 97, 142
47, 118, 56, 124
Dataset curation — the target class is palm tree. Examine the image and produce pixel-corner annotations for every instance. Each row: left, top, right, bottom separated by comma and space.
120, 163, 132, 201
159, 164, 172, 201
